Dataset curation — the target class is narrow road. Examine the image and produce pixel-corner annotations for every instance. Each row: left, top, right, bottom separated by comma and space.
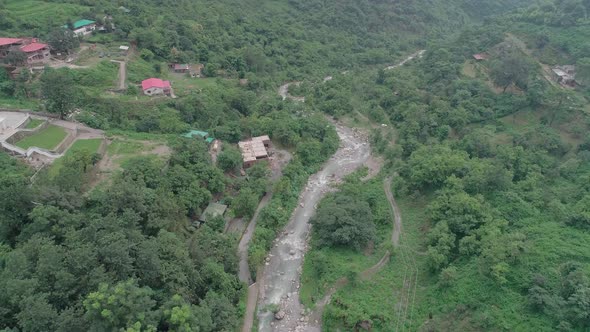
238, 194, 272, 284
257, 123, 370, 332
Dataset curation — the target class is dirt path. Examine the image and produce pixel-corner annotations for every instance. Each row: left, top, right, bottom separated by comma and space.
278, 82, 305, 102
111, 60, 127, 90
385, 177, 402, 246
256, 123, 370, 332
385, 50, 426, 70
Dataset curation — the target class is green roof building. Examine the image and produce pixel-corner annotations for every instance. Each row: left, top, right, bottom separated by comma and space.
199, 202, 228, 223
64, 19, 96, 30
183, 130, 215, 144
183, 130, 208, 139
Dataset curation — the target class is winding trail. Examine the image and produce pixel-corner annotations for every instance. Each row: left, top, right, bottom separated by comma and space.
278, 82, 306, 102
257, 123, 371, 332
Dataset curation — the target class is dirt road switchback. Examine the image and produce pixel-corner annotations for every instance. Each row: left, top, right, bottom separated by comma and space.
256, 122, 371, 332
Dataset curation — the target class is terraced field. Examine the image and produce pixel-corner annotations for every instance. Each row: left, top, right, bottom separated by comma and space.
4, 0, 88, 31
15, 125, 67, 150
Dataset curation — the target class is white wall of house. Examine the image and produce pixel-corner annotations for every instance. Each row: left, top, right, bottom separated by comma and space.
144, 87, 164, 96
73, 25, 96, 36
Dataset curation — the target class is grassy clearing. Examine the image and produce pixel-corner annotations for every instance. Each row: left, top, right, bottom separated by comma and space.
322, 196, 430, 331
461, 60, 478, 78
48, 138, 102, 177
107, 139, 144, 155
0, 96, 39, 109
15, 125, 67, 150
169, 75, 223, 95
24, 119, 44, 129
300, 177, 393, 309
76, 61, 119, 95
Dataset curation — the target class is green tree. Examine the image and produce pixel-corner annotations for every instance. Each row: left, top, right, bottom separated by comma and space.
577, 57, 590, 86
217, 145, 242, 172
160, 294, 212, 332
232, 187, 258, 218
47, 29, 80, 55
4, 49, 26, 66
311, 194, 375, 250
490, 53, 531, 92
83, 280, 158, 332
40, 69, 79, 119
405, 145, 469, 190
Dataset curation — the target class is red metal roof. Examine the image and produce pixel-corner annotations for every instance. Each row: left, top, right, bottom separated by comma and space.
20, 42, 47, 53
174, 64, 189, 70
0, 38, 23, 46
473, 53, 489, 60
142, 78, 171, 90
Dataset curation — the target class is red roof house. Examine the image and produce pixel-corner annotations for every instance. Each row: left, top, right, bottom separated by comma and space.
141, 78, 171, 96
473, 53, 489, 61
0, 38, 23, 57
0, 38, 23, 46
19, 42, 50, 64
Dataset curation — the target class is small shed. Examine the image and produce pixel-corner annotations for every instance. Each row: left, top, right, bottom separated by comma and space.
473, 53, 489, 61
199, 202, 228, 223
173, 64, 190, 73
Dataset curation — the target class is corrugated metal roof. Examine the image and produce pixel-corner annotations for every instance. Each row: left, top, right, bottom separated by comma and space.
20, 42, 47, 53
64, 19, 96, 30
0, 38, 22, 46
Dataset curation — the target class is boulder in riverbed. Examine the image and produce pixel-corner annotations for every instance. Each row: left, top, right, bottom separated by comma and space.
275, 310, 286, 320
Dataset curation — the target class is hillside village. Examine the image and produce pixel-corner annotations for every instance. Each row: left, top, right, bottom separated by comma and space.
0, 0, 589, 332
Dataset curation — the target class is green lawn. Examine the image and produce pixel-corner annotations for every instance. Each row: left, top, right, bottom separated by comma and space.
24, 119, 44, 129
48, 139, 102, 177
15, 125, 67, 150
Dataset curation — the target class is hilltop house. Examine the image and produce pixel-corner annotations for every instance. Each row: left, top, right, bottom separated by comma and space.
0, 38, 50, 64
0, 38, 23, 57
238, 135, 271, 168
20, 42, 50, 64
65, 20, 97, 36
141, 78, 171, 96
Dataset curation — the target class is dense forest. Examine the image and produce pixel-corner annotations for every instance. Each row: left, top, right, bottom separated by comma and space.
1, 0, 589, 331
